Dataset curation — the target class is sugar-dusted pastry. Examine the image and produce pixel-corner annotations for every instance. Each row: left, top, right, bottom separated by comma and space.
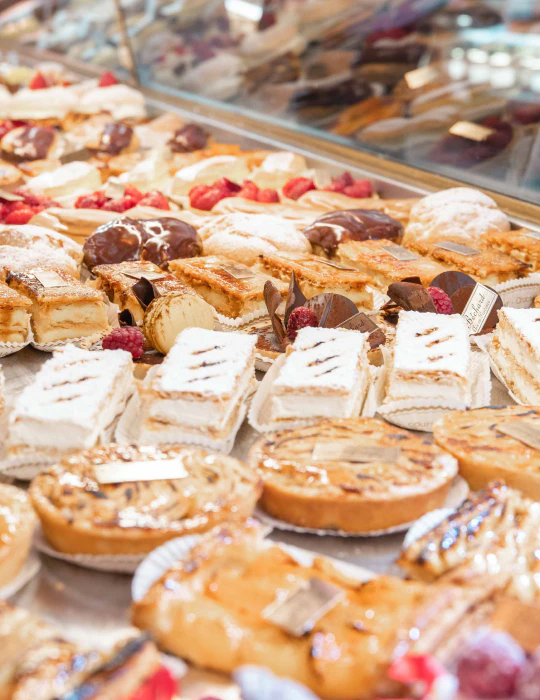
0, 281, 31, 343
0, 244, 80, 280
169, 255, 289, 320
132, 519, 485, 700
6, 267, 109, 344
385, 311, 471, 405
25, 161, 102, 200
172, 155, 250, 196
76, 83, 147, 122
198, 212, 311, 266
249, 417, 458, 533
0, 159, 23, 188
434, 406, 540, 497
0, 485, 36, 589
0, 125, 65, 161
338, 239, 446, 290
139, 328, 256, 444
409, 237, 529, 286
303, 208, 403, 257
31, 444, 261, 556
271, 327, 370, 423
258, 251, 374, 310
490, 307, 540, 404
484, 228, 540, 272
0, 223, 83, 265
403, 187, 510, 247
7, 344, 134, 458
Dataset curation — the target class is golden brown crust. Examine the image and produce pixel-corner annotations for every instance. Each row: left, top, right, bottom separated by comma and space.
258, 251, 373, 288
484, 228, 540, 271
0, 282, 31, 310
433, 406, 540, 497
30, 444, 262, 556
248, 417, 458, 533
0, 484, 36, 589
6, 267, 102, 303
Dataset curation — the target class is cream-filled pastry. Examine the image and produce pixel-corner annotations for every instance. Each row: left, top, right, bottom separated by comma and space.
25, 161, 102, 199
172, 155, 250, 196
0, 282, 31, 343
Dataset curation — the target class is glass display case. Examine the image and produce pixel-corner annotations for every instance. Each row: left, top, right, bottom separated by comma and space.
1, 0, 540, 206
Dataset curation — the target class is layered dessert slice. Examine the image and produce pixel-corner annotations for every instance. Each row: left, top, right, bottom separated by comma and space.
408, 237, 529, 286
385, 311, 472, 404
139, 328, 256, 443
0, 282, 31, 343
6, 267, 109, 344
169, 255, 288, 320
484, 228, 540, 272
7, 344, 135, 458
489, 307, 540, 404
258, 251, 374, 310
337, 238, 446, 289
271, 327, 370, 422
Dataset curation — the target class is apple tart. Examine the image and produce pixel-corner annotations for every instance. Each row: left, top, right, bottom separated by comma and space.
0, 484, 36, 589
248, 417, 458, 533
30, 444, 262, 555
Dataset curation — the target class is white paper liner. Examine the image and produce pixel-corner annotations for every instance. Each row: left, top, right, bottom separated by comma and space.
377, 352, 491, 432
31, 330, 109, 353
131, 531, 376, 603
473, 333, 524, 405
115, 388, 247, 455
0, 551, 41, 599
248, 354, 384, 433
255, 476, 469, 538
402, 507, 456, 550
0, 319, 33, 358
495, 273, 540, 309
213, 307, 269, 329
34, 528, 145, 574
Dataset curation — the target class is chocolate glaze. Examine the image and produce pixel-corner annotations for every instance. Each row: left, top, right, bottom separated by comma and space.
83, 217, 202, 271
289, 78, 372, 112
7, 125, 55, 161
352, 43, 426, 67
98, 123, 134, 155
168, 123, 209, 153
304, 209, 403, 256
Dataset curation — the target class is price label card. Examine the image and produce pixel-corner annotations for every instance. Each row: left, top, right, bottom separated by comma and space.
461, 283, 499, 335
381, 245, 420, 261
31, 270, 69, 288
219, 263, 255, 279
495, 419, 540, 451
95, 459, 189, 484
124, 270, 167, 281
435, 241, 481, 256
312, 442, 401, 463
317, 259, 358, 272
449, 121, 495, 142
104, 178, 125, 199
404, 65, 439, 90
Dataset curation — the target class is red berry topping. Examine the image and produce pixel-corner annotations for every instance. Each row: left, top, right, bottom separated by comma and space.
124, 184, 144, 204
456, 629, 525, 699
29, 71, 49, 90
138, 190, 171, 210
257, 188, 279, 203
189, 184, 222, 211
0, 119, 22, 139
282, 177, 316, 201
427, 286, 454, 314
286, 306, 319, 340
128, 666, 177, 700
75, 191, 108, 209
102, 326, 145, 359
236, 180, 259, 201
342, 179, 374, 199
98, 71, 118, 88
102, 198, 131, 212
4, 208, 34, 224
323, 171, 355, 193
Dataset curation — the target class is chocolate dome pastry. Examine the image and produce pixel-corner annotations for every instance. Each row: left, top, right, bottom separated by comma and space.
168, 123, 210, 153
304, 209, 403, 257
1, 125, 64, 162
83, 217, 202, 271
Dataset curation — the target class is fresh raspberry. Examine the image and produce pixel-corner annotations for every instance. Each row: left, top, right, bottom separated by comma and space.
323, 171, 355, 193
0, 119, 21, 139
29, 71, 49, 90
0, 203, 8, 222
517, 649, 540, 700
343, 179, 374, 199
102, 326, 144, 359
236, 180, 259, 201
98, 71, 118, 87
102, 198, 131, 212
427, 287, 454, 314
4, 208, 35, 224
282, 177, 316, 201
257, 188, 279, 203
218, 177, 241, 195
138, 190, 170, 210
4, 200, 27, 212
189, 180, 236, 210
456, 629, 525, 699
124, 184, 144, 204
75, 191, 108, 209
129, 666, 177, 700
286, 306, 319, 340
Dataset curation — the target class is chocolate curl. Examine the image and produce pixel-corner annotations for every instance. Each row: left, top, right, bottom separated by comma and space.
387, 282, 437, 313
264, 280, 286, 346
319, 294, 359, 328
337, 312, 386, 349
119, 309, 136, 326
284, 271, 307, 326
451, 283, 503, 334
132, 276, 161, 310
429, 270, 476, 298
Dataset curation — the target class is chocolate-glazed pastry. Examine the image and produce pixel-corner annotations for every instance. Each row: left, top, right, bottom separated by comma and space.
83, 217, 202, 271
1, 125, 57, 161
98, 123, 134, 156
289, 78, 372, 121
168, 124, 209, 153
352, 44, 427, 68
304, 209, 403, 257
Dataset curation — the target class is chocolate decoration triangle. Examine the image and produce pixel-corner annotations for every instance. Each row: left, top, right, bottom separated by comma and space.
284, 271, 307, 327
264, 280, 286, 346
387, 281, 437, 313
119, 309, 136, 326
132, 276, 161, 310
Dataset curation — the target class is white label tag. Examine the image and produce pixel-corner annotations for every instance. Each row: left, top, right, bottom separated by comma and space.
461, 283, 499, 335
124, 270, 167, 281
435, 241, 481, 256
449, 121, 494, 142
219, 263, 255, 279
312, 442, 401, 463
31, 270, 69, 288
104, 178, 125, 199
404, 65, 439, 90
381, 244, 420, 261
94, 459, 189, 484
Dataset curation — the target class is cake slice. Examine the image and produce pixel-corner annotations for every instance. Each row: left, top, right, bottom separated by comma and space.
337, 239, 446, 290
7, 344, 135, 458
169, 255, 288, 320
0, 282, 31, 343
258, 251, 374, 310
385, 311, 471, 404
489, 307, 540, 404
271, 327, 370, 422
6, 267, 109, 344
484, 228, 540, 272
139, 328, 256, 443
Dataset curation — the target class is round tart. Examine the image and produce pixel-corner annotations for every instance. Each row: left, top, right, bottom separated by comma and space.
434, 406, 540, 498
248, 417, 458, 533
0, 484, 36, 589
30, 444, 262, 556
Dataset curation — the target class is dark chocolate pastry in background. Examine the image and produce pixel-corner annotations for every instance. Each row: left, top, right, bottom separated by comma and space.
429, 116, 513, 168
288, 77, 373, 122
98, 123, 135, 156
351, 44, 428, 87
1, 125, 58, 161
304, 209, 403, 257
168, 124, 210, 153
83, 217, 202, 271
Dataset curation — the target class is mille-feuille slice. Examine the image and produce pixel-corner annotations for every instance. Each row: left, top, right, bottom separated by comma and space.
0, 282, 31, 343
483, 228, 540, 272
